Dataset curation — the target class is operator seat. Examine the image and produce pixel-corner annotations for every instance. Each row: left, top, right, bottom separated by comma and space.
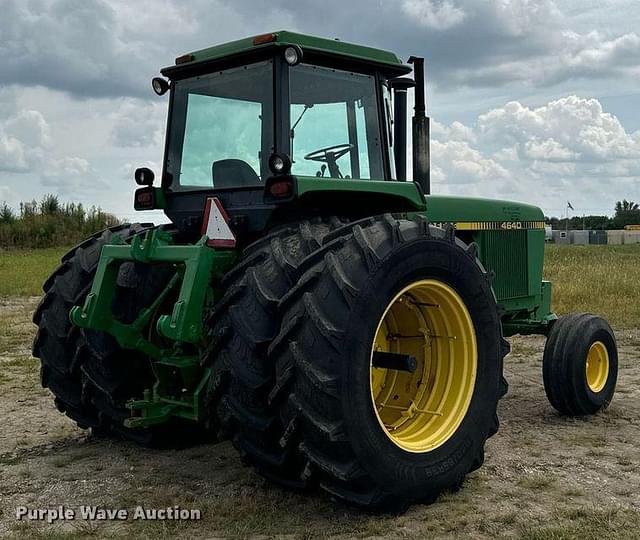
212, 159, 260, 189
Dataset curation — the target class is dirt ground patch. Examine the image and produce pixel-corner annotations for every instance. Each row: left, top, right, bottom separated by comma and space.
1, 296, 639, 539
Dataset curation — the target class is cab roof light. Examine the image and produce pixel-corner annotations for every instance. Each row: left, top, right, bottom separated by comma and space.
253, 33, 277, 46
175, 53, 194, 65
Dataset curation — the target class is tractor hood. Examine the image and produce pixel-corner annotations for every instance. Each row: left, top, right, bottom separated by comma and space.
425, 195, 545, 225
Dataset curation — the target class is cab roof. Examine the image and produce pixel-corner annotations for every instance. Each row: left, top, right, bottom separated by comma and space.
162, 30, 412, 78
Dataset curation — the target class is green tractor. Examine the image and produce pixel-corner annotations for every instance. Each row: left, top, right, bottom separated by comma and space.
32, 31, 618, 509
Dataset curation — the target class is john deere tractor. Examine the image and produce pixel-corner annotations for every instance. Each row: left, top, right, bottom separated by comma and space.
32, 31, 618, 509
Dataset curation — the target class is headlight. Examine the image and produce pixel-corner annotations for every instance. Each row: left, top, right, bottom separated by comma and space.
268, 153, 292, 175
134, 167, 155, 186
283, 45, 303, 66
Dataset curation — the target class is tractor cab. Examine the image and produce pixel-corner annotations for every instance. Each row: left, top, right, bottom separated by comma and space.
136, 31, 426, 239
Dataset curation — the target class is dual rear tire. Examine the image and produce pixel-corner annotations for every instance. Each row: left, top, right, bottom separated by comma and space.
32, 224, 164, 443
32, 224, 198, 445
210, 215, 509, 508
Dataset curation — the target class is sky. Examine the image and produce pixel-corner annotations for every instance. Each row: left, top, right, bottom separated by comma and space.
1, 0, 639, 221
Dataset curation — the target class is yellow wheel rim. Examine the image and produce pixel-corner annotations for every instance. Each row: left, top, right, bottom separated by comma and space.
586, 341, 609, 393
370, 279, 477, 453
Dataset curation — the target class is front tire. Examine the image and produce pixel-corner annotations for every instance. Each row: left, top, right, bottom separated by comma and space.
543, 313, 618, 416
268, 215, 508, 509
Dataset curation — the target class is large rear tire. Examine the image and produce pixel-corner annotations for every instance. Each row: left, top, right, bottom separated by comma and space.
265, 215, 508, 509
204, 218, 349, 487
32, 224, 182, 444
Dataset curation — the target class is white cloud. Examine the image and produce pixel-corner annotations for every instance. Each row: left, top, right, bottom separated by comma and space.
524, 139, 577, 161
0, 105, 110, 202
0, 0, 293, 98
110, 99, 166, 148
432, 139, 508, 185
3, 0, 639, 96
46, 157, 91, 177
479, 96, 640, 162
0, 135, 30, 172
432, 120, 477, 143
432, 95, 640, 215
4, 110, 52, 149
401, 0, 467, 30
0, 0, 159, 98
41, 156, 109, 195
547, 30, 640, 83
448, 28, 640, 88
0, 185, 13, 201
529, 160, 576, 176
493, 0, 562, 38
0, 110, 51, 172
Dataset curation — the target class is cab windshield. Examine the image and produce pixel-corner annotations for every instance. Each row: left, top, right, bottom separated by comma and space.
165, 59, 387, 189
166, 60, 273, 189
289, 65, 384, 179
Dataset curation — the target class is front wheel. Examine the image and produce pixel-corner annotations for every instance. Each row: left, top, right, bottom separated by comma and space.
268, 215, 509, 509
543, 313, 618, 416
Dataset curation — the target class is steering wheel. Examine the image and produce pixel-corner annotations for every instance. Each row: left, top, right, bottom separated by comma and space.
304, 143, 354, 178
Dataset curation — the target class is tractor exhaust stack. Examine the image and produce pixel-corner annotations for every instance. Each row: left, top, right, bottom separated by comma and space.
408, 56, 430, 195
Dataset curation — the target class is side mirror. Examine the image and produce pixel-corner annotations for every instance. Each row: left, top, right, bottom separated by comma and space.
134, 167, 155, 186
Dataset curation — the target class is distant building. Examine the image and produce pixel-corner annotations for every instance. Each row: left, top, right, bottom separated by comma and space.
552, 230, 569, 244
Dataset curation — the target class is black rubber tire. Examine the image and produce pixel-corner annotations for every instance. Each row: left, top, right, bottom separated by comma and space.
81, 250, 186, 444
204, 217, 349, 487
263, 215, 508, 509
32, 223, 181, 444
543, 313, 618, 416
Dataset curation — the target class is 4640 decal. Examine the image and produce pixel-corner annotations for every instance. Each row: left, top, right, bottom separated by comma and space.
431, 221, 545, 231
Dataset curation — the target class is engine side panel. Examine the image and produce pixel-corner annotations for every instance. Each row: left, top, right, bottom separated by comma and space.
421, 194, 553, 335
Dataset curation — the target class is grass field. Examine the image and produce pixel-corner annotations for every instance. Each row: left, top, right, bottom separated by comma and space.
544, 244, 640, 327
3, 243, 639, 326
0, 247, 70, 297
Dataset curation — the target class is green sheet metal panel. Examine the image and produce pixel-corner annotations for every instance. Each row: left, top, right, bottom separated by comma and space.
295, 176, 426, 210
425, 195, 545, 223
479, 229, 529, 301
167, 31, 410, 74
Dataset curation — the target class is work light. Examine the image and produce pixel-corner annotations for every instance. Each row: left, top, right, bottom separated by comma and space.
283, 45, 303, 66
152, 77, 170, 96
268, 153, 292, 174
134, 167, 155, 185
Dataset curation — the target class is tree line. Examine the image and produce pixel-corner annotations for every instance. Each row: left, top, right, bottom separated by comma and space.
0, 196, 637, 248
546, 200, 640, 230
0, 194, 118, 249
